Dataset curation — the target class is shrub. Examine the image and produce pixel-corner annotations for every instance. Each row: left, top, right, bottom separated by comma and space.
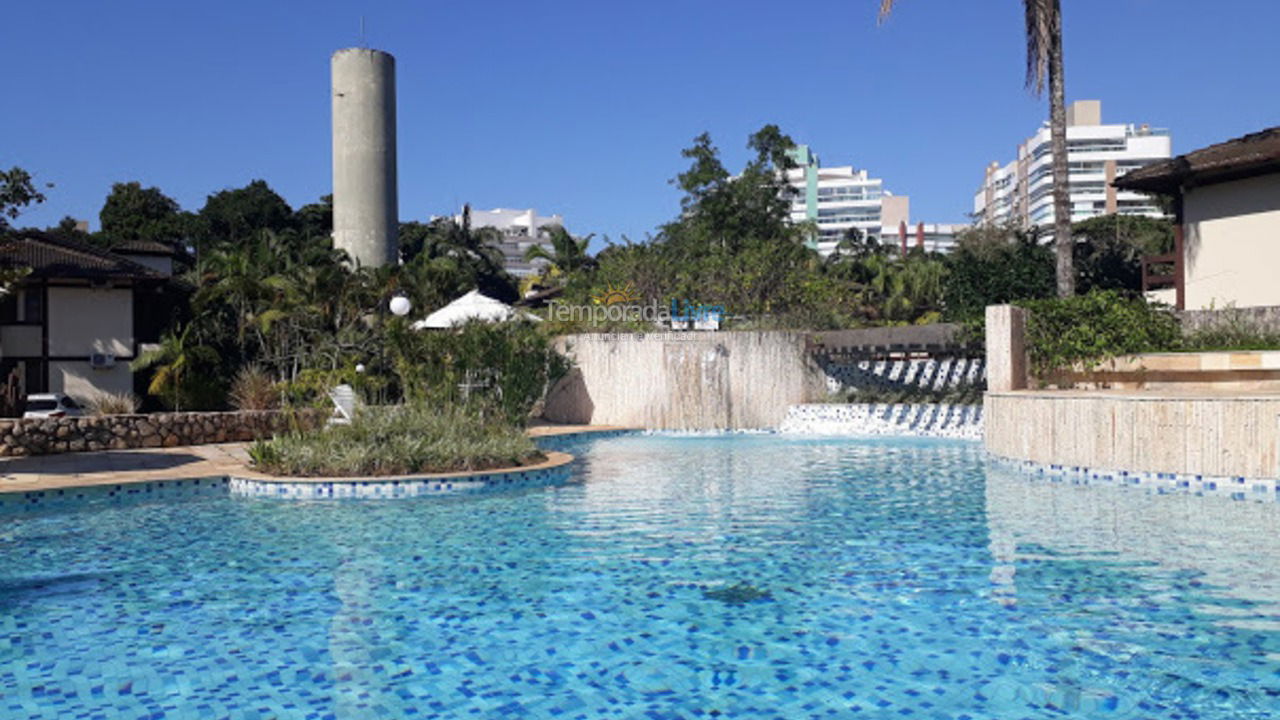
1022, 290, 1180, 378
385, 322, 568, 424
85, 391, 141, 416
1182, 306, 1280, 351
247, 402, 543, 477
229, 366, 279, 411
943, 225, 1055, 322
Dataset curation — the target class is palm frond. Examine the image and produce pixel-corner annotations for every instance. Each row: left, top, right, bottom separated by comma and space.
1024, 0, 1056, 95
877, 0, 897, 24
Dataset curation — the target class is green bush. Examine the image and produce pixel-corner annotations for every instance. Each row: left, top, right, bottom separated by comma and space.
385, 322, 568, 424
1022, 290, 1180, 377
943, 225, 1055, 322
1182, 307, 1280, 351
247, 402, 543, 477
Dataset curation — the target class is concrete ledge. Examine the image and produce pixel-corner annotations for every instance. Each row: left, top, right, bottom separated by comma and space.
984, 390, 1280, 479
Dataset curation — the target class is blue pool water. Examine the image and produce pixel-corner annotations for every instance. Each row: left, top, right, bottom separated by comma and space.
4, 434, 1280, 719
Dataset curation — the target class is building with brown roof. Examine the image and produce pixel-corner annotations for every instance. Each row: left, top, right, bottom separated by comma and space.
0, 233, 181, 402
1115, 126, 1280, 310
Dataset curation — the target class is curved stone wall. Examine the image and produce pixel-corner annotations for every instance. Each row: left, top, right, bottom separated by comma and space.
985, 391, 1280, 481
227, 451, 576, 499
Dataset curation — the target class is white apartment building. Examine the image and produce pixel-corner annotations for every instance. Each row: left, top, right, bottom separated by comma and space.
452, 207, 564, 277
785, 145, 964, 256
974, 100, 1172, 229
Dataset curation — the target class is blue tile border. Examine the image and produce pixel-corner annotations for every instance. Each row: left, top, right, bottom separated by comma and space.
0, 476, 231, 513
228, 463, 575, 499
987, 453, 1280, 502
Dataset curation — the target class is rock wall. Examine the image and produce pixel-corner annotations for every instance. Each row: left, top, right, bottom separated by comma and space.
0, 410, 326, 457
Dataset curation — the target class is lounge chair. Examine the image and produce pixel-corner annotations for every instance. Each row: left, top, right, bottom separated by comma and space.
328, 384, 358, 425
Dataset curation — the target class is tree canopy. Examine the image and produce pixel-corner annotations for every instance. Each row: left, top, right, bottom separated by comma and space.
99, 181, 188, 245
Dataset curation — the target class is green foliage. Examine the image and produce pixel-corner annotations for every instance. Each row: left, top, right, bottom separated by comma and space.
386, 322, 568, 424
99, 181, 190, 245
247, 402, 543, 477
1072, 214, 1174, 294
228, 366, 280, 411
278, 366, 391, 408
524, 224, 594, 276
550, 126, 949, 330
1181, 307, 1280, 352
398, 210, 517, 302
84, 391, 141, 416
199, 179, 294, 248
943, 224, 1055, 322
1022, 290, 1180, 377
0, 167, 48, 230
130, 324, 225, 411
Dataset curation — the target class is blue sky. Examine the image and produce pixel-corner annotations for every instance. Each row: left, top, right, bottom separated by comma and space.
4, 0, 1278, 247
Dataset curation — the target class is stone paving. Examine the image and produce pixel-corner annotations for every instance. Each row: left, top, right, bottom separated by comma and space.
0, 423, 633, 495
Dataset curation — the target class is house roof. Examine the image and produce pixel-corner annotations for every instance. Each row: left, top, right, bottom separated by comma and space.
109, 238, 186, 257
0, 232, 169, 281
1114, 126, 1280, 195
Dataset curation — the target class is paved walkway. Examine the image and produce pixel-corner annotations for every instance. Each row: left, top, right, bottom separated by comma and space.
0, 424, 633, 494
0, 444, 250, 494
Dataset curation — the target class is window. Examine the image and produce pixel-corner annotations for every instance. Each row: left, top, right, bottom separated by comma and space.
22, 288, 43, 324
0, 294, 16, 324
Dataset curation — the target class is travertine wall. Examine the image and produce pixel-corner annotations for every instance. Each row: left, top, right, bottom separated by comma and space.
0, 410, 326, 457
984, 305, 1027, 392
544, 332, 826, 429
985, 391, 1280, 479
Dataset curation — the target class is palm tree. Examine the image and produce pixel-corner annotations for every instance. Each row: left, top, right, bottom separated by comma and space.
131, 324, 219, 411
524, 224, 595, 275
880, 0, 1073, 297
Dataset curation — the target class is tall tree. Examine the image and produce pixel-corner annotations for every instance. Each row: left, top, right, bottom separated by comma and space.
880, 0, 1074, 297
99, 181, 187, 244
524, 225, 595, 275
199, 179, 294, 249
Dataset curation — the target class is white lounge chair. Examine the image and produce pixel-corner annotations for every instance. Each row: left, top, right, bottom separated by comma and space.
328, 384, 357, 425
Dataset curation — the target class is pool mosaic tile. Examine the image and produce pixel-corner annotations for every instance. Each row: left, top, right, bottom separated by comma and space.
3, 434, 1280, 718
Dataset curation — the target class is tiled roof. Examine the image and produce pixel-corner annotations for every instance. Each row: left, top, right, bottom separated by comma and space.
0, 232, 168, 280
109, 238, 185, 256
1114, 126, 1280, 194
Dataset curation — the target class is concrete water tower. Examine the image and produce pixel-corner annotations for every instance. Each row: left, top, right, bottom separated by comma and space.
331, 47, 398, 267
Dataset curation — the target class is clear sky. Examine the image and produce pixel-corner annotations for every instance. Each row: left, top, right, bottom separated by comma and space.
4, 0, 1278, 247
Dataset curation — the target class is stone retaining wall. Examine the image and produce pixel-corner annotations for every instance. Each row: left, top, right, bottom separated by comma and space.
0, 410, 326, 457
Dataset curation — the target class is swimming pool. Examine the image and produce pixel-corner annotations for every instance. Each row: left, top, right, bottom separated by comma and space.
3, 433, 1280, 719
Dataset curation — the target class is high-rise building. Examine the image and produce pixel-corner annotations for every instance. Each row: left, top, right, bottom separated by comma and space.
784, 145, 964, 256
973, 100, 1172, 229
454, 207, 565, 277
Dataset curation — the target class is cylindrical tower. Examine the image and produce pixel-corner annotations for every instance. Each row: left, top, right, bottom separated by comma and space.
331, 47, 398, 267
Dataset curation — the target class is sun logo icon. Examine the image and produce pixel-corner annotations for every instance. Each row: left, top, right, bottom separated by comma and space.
593, 282, 642, 306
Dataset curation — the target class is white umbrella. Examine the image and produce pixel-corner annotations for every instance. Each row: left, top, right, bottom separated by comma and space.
411, 289, 542, 330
